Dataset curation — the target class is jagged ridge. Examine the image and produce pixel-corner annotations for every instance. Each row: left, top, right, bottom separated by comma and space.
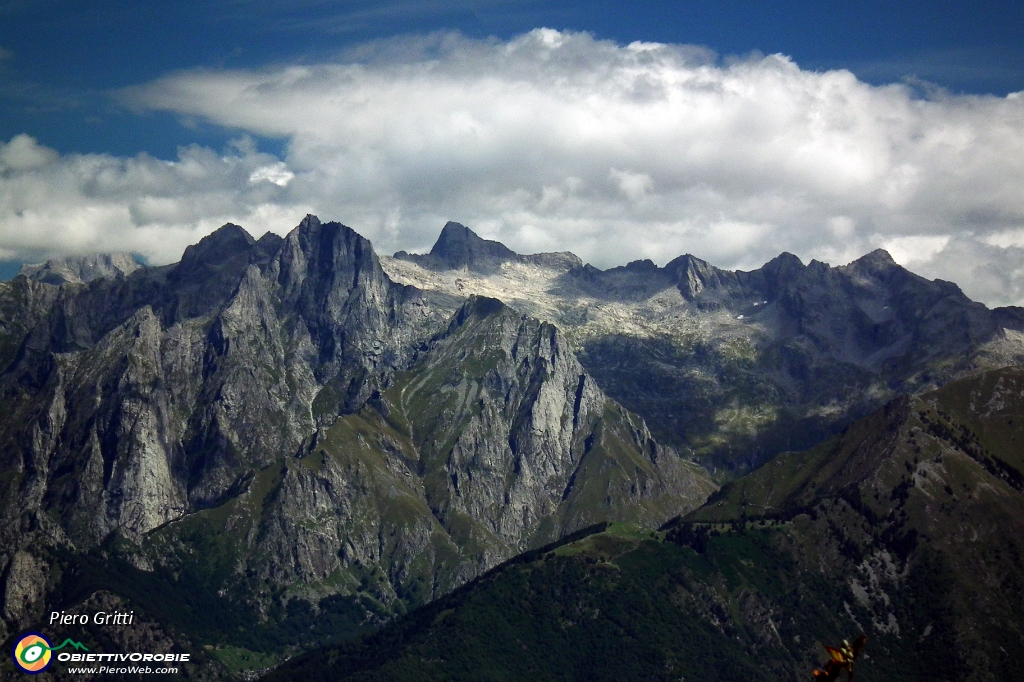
381, 224, 1024, 475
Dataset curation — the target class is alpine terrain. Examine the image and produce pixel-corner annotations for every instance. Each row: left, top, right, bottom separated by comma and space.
1, 216, 1022, 680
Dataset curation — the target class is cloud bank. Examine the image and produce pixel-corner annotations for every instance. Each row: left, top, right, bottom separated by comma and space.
0, 134, 312, 264
3, 29, 1024, 306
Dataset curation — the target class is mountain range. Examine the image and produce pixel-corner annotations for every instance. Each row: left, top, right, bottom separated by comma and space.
1, 216, 1022, 680
387, 222, 1024, 474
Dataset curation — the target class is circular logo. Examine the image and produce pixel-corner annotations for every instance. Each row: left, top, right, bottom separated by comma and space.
12, 633, 53, 674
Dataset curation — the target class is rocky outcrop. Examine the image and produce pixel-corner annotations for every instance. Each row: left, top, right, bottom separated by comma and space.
0, 216, 437, 547
1, 550, 47, 626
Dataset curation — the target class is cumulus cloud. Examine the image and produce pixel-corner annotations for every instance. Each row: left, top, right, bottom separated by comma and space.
249, 161, 295, 186
3, 29, 1024, 306
0, 134, 310, 264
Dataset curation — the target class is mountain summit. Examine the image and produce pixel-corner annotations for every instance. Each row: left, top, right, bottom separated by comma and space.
394, 221, 582, 272
394, 221, 516, 272
429, 221, 517, 268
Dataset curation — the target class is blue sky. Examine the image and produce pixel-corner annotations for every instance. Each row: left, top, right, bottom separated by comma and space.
3, 0, 1022, 157
2, 1, 1024, 306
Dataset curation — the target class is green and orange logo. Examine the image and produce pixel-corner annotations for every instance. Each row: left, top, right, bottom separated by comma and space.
11, 633, 88, 674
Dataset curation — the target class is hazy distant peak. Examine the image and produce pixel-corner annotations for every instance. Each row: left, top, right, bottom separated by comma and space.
624, 258, 659, 272
19, 252, 140, 285
394, 221, 593, 275
521, 251, 583, 269
431, 221, 474, 252
663, 253, 731, 300
208, 222, 254, 245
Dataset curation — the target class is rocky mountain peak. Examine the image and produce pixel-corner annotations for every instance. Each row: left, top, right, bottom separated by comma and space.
860, 247, 896, 265
393, 221, 518, 272
178, 223, 255, 267
845, 248, 899, 277
299, 213, 321, 230
163, 223, 267, 322
520, 251, 584, 269
758, 251, 805, 284
663, 253, 728, 299
276, 215, 386, 299
391, 221, 589, 276
624, 259, 659, 272
255, 231, 285, 261
429, 221, 517, 269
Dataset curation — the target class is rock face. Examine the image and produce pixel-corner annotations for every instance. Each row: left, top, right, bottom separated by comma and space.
369, 296, 712, 549
0, 215, 712, 653
1, 550, 47, 626
383, 227, 1024, 474
148, 295, 713, 609
0, 217, 425, 549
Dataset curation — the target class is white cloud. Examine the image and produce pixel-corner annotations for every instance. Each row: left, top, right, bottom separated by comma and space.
3, 29, 1024, 306
610, 168, 654, 202
0, 134, 58, 171
982, 229, 1024, 249
879, 234, 951, 266
0, 135, 309, 264
249, 162, 295, 186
